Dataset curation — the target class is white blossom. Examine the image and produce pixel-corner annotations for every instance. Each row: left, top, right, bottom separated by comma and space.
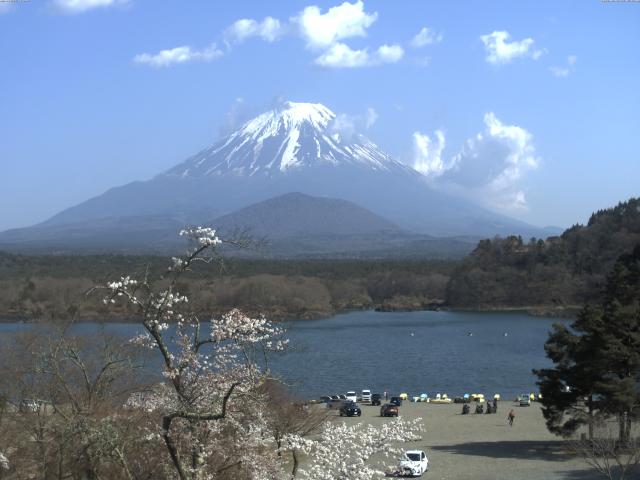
0, 452, 9, 470
179, 226, 222, 246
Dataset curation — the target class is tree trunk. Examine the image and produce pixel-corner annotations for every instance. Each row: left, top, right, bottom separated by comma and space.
291, 449, 299, 477
588, 394, 594, 440
618, 412, 630, 446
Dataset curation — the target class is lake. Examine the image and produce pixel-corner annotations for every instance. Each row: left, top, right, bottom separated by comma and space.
0, 310, 566, 400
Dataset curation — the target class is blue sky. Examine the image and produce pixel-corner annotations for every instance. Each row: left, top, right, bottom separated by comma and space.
1, 0, 639, 231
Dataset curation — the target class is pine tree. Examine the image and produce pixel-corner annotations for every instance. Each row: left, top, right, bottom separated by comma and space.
535, 245, 640, 442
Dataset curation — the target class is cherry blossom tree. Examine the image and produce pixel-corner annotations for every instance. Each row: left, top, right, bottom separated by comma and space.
282, 417, 424, 479
98, 226, 426, 479
100, 227, 288, 480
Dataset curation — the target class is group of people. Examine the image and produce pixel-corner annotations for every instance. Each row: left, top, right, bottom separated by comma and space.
461, 397, 499, 415
460, 400, 517, 426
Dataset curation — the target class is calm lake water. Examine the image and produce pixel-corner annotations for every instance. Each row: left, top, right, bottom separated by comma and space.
0, 310, 566, 400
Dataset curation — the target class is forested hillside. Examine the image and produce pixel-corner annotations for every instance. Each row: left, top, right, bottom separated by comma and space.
446, 198, 640, 310
2, 198, 638, 321
0, 254, 453, 321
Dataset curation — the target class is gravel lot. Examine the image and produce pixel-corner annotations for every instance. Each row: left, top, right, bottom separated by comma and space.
328, 401, 601, 480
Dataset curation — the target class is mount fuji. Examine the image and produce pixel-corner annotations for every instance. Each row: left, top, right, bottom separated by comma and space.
0, 101, 555, 255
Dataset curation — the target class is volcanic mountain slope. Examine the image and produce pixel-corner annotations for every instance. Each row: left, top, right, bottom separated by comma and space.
0, 101, 554, 253
212, 192, 402, 239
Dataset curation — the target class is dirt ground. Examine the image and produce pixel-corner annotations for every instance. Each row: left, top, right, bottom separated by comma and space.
329, 401, 603, 480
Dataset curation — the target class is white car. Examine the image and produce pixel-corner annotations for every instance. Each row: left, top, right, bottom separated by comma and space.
346, 391, 358, 402
399, 450, 428, 477
361, 389, 371, 403
518, 394, 531, 406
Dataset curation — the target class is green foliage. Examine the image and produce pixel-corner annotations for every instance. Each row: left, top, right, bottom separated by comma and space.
447, 198, 640, 308
535, 245, 640, 441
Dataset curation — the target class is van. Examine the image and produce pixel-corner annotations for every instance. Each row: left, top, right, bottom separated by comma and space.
361, 389, 371, 403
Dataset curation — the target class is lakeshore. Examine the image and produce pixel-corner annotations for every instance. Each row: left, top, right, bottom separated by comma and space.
331, 401, 599, 479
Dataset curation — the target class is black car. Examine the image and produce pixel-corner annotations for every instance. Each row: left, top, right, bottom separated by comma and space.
339, 401, 362, 417
371, 393, 382, 406
380, 403, 399, 417
390, 396, 403, 406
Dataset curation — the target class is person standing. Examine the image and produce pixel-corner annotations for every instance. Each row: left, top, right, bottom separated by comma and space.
508, 409, 515, 426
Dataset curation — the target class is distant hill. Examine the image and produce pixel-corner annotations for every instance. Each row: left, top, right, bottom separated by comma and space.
212, 192, 401, 239
212, 193, 477, 259
446, 197, 640, 309
0, 192, 477, 258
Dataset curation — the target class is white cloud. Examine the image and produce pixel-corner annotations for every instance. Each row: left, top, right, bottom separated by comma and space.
135, 1, 404, 71
329, 107, 378, 142
52, 0, 128, 14
421, 113, 538, 211
294, 0, 377, 49
133, 44, 223, 68
412, 130, 447, 177
225, 16, 284, 44
0, 4, 12, 14
549, 66, 569, 77
447, 112, 538, 210
315, 42, 403, 68
550, 54, 577, 77
410, 27, 443, 48
480, 30, 544, 65
376, 44, 404, 63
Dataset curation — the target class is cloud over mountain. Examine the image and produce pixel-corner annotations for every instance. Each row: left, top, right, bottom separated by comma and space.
412, 113, 539, 211
412, 130, 447, 177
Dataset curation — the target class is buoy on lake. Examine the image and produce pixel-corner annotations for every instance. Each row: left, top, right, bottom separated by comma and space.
467, 332, 473, 336
504, 333, 508, 336
410, 332, 415, 337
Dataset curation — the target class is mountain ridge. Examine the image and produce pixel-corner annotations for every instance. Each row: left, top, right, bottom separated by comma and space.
1, 101, 558, 251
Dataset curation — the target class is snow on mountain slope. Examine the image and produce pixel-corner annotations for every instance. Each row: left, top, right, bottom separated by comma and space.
163, 101, 415, 178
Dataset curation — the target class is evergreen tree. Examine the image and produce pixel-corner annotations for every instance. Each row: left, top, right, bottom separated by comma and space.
535, 245, 640, 442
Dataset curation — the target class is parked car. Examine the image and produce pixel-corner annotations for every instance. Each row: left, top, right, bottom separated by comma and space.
338, 394, 347, 400
371, 393, 382, 406
346, 391, 358, 402
380, 403, 399, 417
361, 389, 372, 403
390, 396, 403, 406
518, 394, 531, 406
399, 450, 428, 477
319, 395, 331, 404
339, 401, 362, 417
518, 393, 531, 407
329, 400, 348, 409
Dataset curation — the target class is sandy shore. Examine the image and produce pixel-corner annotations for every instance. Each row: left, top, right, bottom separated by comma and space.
328, 401, 600, 480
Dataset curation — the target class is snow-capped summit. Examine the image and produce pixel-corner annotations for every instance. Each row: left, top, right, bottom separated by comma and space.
163, 101, 413, 178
